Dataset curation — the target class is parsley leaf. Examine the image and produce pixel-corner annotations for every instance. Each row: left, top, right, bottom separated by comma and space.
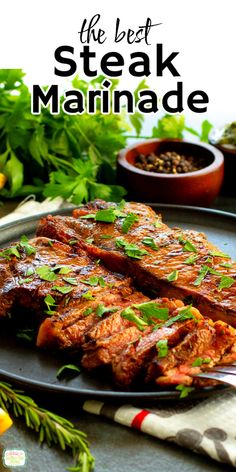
62, 277, 78, 285
210, 251, 230, 259
121, 213, 139, 234
192, 357, 211, 367
218, 276, 235, 291
178, 236, 197, 253
95, 208, 117, 223
184, 255, 198, 265
83, 308, 93, 316
121, 307, 148, 331
52, 285, 74, 294
36, 265, 57, 282
142, 237, 159, 251
133, 301, 169, 321
156, 339, 169, 358
0, 246, 21, 260
82, 291, 95, 300
116, 238, 148, 259
81, 276, 106, 287
96, 304, 119, 317
56, 364, 80, 379
19, 235, 37, 256
44, 294, 57, 314
167, 270, 179, 282
176, 384, 195, 399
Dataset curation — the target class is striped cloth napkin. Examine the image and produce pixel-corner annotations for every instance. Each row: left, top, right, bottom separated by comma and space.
83, 390, 236, 467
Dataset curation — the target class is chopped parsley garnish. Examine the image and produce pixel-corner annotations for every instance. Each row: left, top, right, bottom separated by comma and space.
25, 267, 35, 276
192, 357, 211, 367
167, 270, 179, 282
68, 239, 78, 246
133, 301, 169, 322
96, 304, 119, 318
86, 238, 94, 244
18, 277, 34, 285
83, 308, 93, 316
36, 265, 57, 282
153, 305, 196, 331
79, 213, 96, 219
153, 220, 162, 228
44, 294, 57, 314
0, 246, 21, 260
142, 237, 159, 251
100, 235, 113, 239
62, 277, 77, 285
121, 307, 148, 331
81, 276, 106, 287
80, 207, 126, 224
52, 285, 74, 294
82, 291, 95, 300
16, 328, 35, 343
156, 339, 169, 358
218, 275, 235, 291
184, 255, 199, 265
194, 265, 235, 290
176, 384, 195, 399
19, 235, 37, 256
0, 236, 37, 260
178, 236, 197, 253
193, 265, 210, 286
56, 364, 80, 379
210, 251, 230, 259
53, 265, 72, 275
220, 262, 233, 268
116, 238, 148, 259
121, 213, 139, 234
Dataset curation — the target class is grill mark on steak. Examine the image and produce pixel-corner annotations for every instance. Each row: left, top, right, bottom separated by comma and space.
36, 200, 236, 326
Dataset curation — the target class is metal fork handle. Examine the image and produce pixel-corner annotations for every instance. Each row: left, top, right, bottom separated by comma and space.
195, 372, 236, 388
209, 365, 236, 375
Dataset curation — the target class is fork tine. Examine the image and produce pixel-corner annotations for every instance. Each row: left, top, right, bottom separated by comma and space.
195, 371, 236, 388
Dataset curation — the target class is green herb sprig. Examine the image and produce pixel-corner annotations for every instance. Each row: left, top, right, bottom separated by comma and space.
0, 381, 94, 471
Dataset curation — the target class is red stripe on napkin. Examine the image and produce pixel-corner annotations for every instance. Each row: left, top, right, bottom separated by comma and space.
131, 409, 150, 430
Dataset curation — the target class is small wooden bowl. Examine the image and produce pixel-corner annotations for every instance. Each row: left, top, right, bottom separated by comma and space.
117, 139, 224, 206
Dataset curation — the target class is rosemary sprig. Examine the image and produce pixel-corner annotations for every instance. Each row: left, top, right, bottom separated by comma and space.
0, 381, 94, 472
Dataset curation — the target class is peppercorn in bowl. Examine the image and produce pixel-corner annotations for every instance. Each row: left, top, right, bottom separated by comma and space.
117, 139, 224, 206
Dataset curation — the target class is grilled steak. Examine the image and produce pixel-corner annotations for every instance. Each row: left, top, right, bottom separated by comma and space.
37, 200, 236, 326
147, 319, 236, 386
0, 200, 236, 391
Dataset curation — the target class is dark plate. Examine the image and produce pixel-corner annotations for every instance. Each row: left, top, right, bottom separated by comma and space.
0, 204, 235, 400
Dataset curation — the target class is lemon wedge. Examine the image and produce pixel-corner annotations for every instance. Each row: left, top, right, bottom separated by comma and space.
0, 408, 13, 435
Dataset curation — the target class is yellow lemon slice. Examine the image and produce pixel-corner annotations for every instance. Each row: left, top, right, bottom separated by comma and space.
0, 408, 13, 435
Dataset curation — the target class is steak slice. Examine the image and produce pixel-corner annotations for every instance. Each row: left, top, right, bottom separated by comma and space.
37, 288, 145, 350
36, 200, 236, 326
110, 304, 201, 386
147, 319, 236, 387
81, 300, 200, 379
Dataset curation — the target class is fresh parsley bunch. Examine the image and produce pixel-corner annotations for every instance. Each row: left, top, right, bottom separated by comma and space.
0, 70, 130, 204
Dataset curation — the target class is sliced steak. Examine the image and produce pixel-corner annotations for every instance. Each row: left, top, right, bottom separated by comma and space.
147, 319, 236, 386
36, 200, 236, 326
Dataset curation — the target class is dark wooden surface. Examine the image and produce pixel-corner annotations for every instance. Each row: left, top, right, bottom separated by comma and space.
0, 197, 236, 472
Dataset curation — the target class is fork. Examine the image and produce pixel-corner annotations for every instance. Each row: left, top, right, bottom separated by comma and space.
194, 364, 236, 387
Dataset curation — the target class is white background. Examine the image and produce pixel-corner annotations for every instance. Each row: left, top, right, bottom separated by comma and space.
0, 0, 235, 133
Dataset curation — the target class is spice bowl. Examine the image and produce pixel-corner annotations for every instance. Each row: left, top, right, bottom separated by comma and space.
117, 139, 224, 206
